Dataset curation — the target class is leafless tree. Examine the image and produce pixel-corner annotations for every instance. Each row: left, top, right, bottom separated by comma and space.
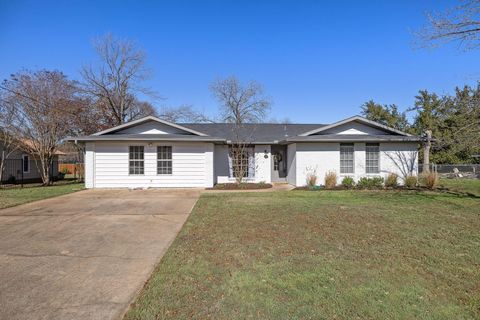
210, 76, 271, 124
385, 151, 418, 181
158, 104, 213, 123
1, 70, 78, 185
416, 0, 480, 50
80, 33, 157, 126
210, 76, 271, 183
0, 96, 19, 184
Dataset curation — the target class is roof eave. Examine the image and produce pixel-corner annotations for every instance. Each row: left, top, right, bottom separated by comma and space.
299, 116, 412, 137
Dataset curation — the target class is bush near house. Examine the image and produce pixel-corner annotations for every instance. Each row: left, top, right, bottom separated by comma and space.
324, 171, 337, 189
341, 176, 355, 189
421, 172, 439, 189
357, 176, 384, 189
405, 175, 418, 188
385, 173, 399, 188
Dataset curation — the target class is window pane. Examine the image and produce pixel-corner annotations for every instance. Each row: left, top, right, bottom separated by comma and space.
129, 146, 144, 175
157, 146, 172, 174
366, 143, 379, 174
340, 144, 354, 174
229, 146, 254, 178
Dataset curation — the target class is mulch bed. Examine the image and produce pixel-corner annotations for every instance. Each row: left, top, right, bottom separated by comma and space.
208, 183, 273, 190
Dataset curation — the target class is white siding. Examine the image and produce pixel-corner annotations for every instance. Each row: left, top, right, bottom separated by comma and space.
287, 143, 296, 185
294, 142, 418, 186
86, 141, 213, 188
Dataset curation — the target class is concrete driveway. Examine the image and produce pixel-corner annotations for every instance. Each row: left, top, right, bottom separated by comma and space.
0, 188, 201, 320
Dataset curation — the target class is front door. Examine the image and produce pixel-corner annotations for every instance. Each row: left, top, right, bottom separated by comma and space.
271, 145, 287, 182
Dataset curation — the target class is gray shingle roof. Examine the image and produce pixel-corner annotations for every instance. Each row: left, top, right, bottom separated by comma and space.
68, 134, 225, 142
181, 123, 326, 143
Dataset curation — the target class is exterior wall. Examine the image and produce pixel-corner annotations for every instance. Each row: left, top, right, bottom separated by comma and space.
294, 142, 418, 186
214, 144, 272, 184
85, 141, 214, 188
85, 142, 95, 188
254, 145, 271, 183
286, 143, 297, 185
214, 145, 230, 184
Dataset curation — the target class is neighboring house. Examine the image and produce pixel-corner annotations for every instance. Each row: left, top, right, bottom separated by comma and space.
68, 115, 421, 188
0, 141, 62, 183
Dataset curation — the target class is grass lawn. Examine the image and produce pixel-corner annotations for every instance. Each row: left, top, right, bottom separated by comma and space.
439, 178, 480, 196
126, 187, 480, 320
0, 182, 84, 209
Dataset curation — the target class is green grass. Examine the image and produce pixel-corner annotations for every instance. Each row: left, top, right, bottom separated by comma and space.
439, 178, 480, 196
0, 182, 84, 209
126, 188, 480, 320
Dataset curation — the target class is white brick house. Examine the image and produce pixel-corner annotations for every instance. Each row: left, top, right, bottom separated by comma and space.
69, 115, 420, 188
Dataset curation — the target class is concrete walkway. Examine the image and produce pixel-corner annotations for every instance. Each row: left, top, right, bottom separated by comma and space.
0, 188, 201, 320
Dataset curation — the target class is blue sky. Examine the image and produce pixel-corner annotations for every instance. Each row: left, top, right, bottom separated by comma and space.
0, 0, 477, 123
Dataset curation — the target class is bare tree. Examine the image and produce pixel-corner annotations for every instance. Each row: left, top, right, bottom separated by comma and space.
158, 104, 213, 123
416, 0, 480, 50
210, 76, 271, 183
80, 33, 157, 126
385, 151, 419, 181
210, 76, 270, 124
1, 70, 78, 185
0, 97, 19, 184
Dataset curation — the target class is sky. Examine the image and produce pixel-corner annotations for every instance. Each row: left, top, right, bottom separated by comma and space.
0, 0, 477, 123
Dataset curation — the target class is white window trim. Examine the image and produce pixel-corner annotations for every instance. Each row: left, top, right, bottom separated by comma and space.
339, 143, 355, 175
128, 145, 145, 175
22, 154, 30, 174
156, 145, 173, 176
365, 143, 380, 174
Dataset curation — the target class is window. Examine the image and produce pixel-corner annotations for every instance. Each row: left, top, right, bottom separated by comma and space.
129, 146, 144, 175
157, 146, 172, 174
229, 146, 254, 178
22, 154, 30, 173
366, 143, 380, 173
340, 143, 354, 174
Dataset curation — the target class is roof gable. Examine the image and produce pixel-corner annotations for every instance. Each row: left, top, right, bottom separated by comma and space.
299, 116, 411, 137
92, 116, 208, 136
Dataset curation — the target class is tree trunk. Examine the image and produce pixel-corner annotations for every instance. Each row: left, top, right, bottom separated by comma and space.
0, 150, 5, 186
423, 130, 432, 173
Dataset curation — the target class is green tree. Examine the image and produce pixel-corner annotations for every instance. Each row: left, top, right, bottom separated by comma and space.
361, 100, 410, 132
410, 87, 480, 163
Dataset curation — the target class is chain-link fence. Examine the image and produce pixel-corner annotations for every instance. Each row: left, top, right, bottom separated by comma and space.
419, 163, 479, 178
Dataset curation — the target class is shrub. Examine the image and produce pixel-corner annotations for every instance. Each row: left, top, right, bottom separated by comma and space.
404, 175, 418, 188
385, 173, 398, 188
306, 172, 318, 187
357, 176, 384, 189
341, 176, 355, 189
61, 168, 71, 175
421, 172, 438, 189
324, 171, 337, 189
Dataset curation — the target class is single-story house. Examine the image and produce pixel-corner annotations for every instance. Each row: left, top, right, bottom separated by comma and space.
0, 141, 62, 183
69, 115, 421, 188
